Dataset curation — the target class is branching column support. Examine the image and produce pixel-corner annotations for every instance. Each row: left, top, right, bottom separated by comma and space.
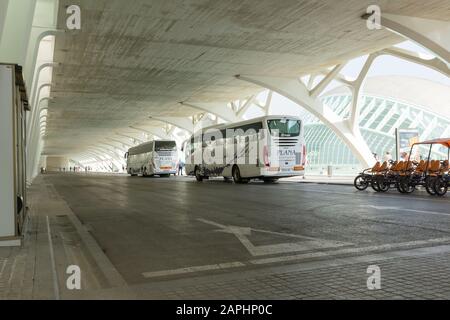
128, 126, 169, 140
149, 116, 194, 134
180, 101, 239, 123
380, 14, 450, 66
236, 70, 376, 168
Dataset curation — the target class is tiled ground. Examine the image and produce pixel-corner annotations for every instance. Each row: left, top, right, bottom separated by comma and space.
133, 252, 450, 300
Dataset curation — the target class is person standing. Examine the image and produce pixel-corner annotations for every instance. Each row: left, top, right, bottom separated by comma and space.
372, 153, 379, 162
383, 151, 392, 162
178, 159, 184, 176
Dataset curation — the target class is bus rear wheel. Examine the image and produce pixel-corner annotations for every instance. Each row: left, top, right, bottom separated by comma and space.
195, 167, 203, 182
232, 166, 248, 184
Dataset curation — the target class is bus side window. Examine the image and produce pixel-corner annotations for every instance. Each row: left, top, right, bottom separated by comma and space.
185, 141, 190, 156
189, 137, 195, 154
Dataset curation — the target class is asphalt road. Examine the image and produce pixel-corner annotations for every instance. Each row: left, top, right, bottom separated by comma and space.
44, 173, 450, 284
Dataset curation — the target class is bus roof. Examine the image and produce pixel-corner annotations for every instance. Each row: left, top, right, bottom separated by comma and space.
127, 139, 176, 153
192, 115, 302, 135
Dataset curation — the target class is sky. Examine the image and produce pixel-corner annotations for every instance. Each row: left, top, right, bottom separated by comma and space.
245, 41, 450, 119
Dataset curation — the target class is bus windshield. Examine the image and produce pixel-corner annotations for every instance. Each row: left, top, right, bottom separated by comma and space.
155, 141, 177, 151
267, 119, 301, 137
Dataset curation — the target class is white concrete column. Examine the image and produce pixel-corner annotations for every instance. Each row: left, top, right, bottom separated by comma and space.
150, 116, 195, 133
180, 101, 239, 122
0, 0, 9, 41
0, 0, 37, 66
0, 64, 17, 243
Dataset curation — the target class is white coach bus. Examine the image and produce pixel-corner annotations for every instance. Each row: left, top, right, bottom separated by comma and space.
125, 140, 177, 177
184, 116, 306, 183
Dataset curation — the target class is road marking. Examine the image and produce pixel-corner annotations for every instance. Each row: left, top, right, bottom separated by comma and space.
0, 259, 6, 276
46, 216, 60, 300
142, 262, 245, 278
366, 205, 450, 217
250, 237, 450, 265
141, 236, 450, 279
197, 218, 352, 256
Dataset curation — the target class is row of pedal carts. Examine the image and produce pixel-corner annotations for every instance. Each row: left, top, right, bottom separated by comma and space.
354, 138, 450, 196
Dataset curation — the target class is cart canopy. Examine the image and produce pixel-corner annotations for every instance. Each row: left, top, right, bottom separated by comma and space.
414, 138, 450, 148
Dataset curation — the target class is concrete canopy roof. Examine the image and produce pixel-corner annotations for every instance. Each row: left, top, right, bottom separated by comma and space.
44, 0, 450, 156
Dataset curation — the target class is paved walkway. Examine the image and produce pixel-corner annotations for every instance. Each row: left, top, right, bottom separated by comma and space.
0, 176, 133, 299
133, 248, 450, 299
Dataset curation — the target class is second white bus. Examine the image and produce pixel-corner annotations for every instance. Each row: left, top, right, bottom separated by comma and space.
125, 140, 177, 177
184, 116, 306, 183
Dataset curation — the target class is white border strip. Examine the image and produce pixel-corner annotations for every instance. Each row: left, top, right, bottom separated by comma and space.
46, 215, 60, 300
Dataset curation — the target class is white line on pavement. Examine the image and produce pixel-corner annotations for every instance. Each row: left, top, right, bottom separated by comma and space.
249, 237, 450, 265
142, 262, 245, 278
46, 216, 60, 300
142, 237, 450, 279
366, 205, 450, 217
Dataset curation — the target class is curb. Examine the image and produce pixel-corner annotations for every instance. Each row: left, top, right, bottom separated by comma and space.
296, 181, 353, 186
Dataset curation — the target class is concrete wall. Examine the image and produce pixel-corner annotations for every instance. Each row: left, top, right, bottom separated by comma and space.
0, 64, 15, 239
46, 156, 69, 172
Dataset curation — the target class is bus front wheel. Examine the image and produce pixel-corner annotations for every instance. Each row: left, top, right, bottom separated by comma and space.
232, 166, 248, 184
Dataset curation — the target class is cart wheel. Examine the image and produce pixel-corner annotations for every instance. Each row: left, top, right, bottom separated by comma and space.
376, 176, 390, 192
399, 177, 415, 194
425, 177, 437, 196
434, 178, 448, 197
396, 182, 406, 193
371, 177, 381, 192
354, 175, 369, 191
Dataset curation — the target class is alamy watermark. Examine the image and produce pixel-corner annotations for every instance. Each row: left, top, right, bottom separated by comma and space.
66, 265, 81, 290
366, 5, 382, 30
66, 5, 81, 30
184, 128, 285, 166
367, 265, 381, 290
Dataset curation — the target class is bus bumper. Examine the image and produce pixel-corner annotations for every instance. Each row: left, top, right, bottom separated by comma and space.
154, 170, 177, 175
261, 166, 305, 177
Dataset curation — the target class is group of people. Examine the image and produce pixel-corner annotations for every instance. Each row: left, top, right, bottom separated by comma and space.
373, 151, 394, 162
58, 166, 92, 172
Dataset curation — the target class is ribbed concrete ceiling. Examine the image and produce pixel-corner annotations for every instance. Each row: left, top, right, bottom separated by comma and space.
44, 0, 450, 155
